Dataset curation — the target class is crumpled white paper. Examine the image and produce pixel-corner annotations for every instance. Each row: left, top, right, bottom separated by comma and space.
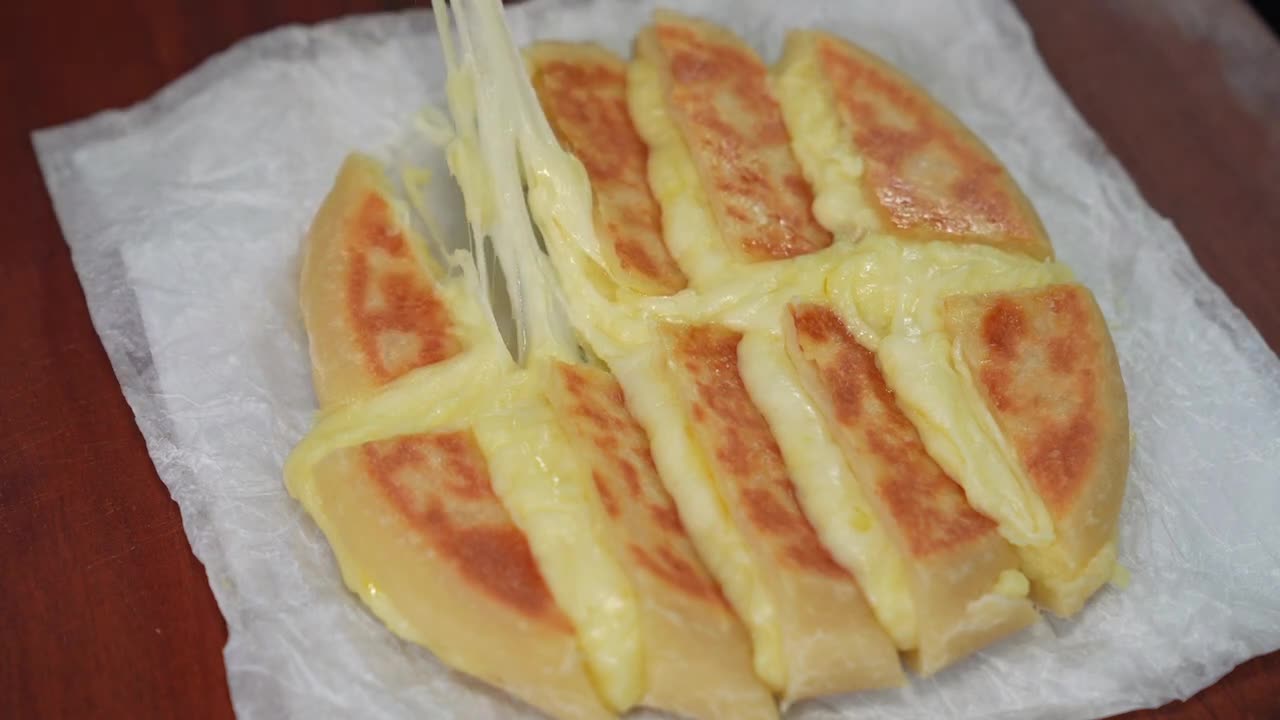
32, 1, 1280, 718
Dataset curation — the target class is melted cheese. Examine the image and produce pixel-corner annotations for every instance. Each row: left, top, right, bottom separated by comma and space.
627, 58, 739, 288
469, 367, 642, 707
610, 348, 786, 691
350, 0, 1085, 702
737, 329, 916, 650
773, 33, 877, 238
1020, 536, 1119, 616
294, 1, 650, 710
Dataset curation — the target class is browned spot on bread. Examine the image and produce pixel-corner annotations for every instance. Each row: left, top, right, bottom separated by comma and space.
361, 433, 569, 629
547, 362, 726, 605
1026, 413, 1097, 509
651, 21, 832, 261
788, 304, 995, 558
786, 540, 846, 577
345, 194, 461, 384
815, 36, 1048, 258
742, 487, 801, 535
594, 470, 621, 518
647, 500, 686, 534
531, 47, 686, 294
630, 544, 725, 606
981, 298, 1027, 360
947, 284, 1122, 517
666, 324, 850, 576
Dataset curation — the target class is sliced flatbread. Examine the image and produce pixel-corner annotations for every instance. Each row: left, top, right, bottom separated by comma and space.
775, 30, 1052, 259
528, 42, 687, 296
660, 322, 905, 700
548, 361, 777, 720
784, 303, 1039, 674
944, 284, 1129, 615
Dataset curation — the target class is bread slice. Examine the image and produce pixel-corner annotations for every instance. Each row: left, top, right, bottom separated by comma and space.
308, 432, 612, 720
298, 154, 465, 410
775, 30, 1052, 259
659, 322, 905, 701
633, 11, 832, 268
783, 303, 1039, 674
528, 42, 687, 296
547, 361, 777, 720
944, 284, 1129, 615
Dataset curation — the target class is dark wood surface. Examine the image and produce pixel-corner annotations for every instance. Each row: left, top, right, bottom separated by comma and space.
1, 0, 1276, 717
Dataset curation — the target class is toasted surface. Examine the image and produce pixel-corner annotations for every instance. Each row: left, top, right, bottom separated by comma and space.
309, 431, 611, 720
548, 361, 776, 720
777, 31, 1052, 260
299, 155, 462, 410
635, 11, 832, 263
945, 284, 1129, 615
785, 303, 1038, 673
662, 323, 904, 700
528, 43, 687, 296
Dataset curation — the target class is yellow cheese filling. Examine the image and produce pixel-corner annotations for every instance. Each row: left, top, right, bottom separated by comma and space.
289, 348, 645, 711
627, 57, 741, 288
610, 348, 787, 692
1020, 536, 1120, 617
737, 328, 917, 650
773, 32, 879, 239
470, 368, 643, 707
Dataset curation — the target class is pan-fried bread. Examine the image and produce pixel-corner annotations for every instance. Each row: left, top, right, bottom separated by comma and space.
661, 323, 904, 700
633, 11, 832, 272
775, 30, 1052, 260
783, 303, 1038, 674
528, 43, 687, 296
308, 431, 611, 720
944, 284, 1128, 616
291, 1, 1134, 712
736, 326, 916, 651
295, 156, 647, 714
299, 154, 464, 410
547, 361, 777, 720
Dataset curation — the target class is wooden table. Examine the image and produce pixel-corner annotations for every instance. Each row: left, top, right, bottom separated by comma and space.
2, 1, 1276, 717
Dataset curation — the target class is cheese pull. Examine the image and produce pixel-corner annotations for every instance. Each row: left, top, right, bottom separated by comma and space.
944, 284, 1129, 616
774, 30, 1052, 259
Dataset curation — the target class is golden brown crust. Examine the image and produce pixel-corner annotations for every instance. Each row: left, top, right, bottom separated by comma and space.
636, 12, 833, 262
547, 361, 777, 720
787, 304, 995, 558
310, 432, 612, 720
945, 284, 1129, 612
299, 155, 462, 410
528, 43, 688, 296
802, 31, 1052, 260
661, 323, 904, 699
785, 303, 1037, 675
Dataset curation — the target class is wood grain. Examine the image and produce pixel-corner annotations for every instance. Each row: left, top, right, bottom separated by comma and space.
0, 1, 1276, 718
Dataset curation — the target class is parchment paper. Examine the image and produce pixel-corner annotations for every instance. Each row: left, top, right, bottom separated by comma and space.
33, 1, 1280, 718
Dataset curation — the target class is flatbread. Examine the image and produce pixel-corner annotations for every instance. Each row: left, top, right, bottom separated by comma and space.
661, 323, 905, 700
776, 30, 1053, 259
528, 42, 687, 295
944, 284, 1129, 615
548, 361, 776, 720
785, 303, 1039, 674
299, 154, 462, 410
635, 11, 833, 262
